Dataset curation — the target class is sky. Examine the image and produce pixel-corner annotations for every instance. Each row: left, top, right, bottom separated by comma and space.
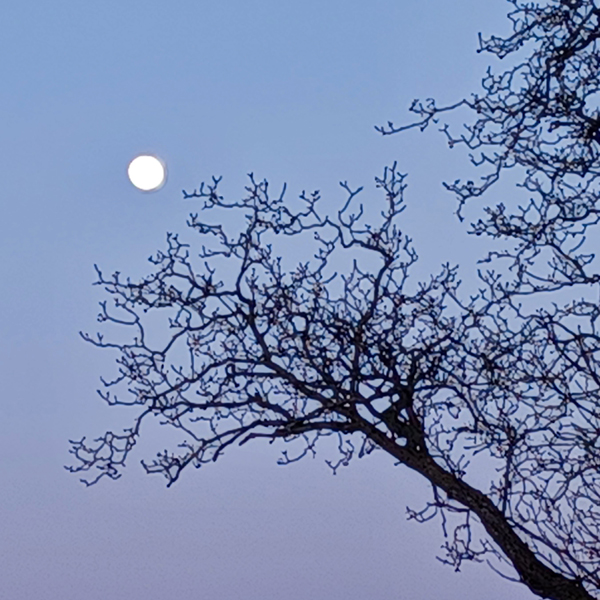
1, 1, 541, 599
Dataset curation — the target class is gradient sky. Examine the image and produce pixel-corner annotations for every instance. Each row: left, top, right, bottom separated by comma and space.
1, 1, 541, 598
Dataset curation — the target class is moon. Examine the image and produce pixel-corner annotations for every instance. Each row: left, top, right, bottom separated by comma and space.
127, 155, 167, 191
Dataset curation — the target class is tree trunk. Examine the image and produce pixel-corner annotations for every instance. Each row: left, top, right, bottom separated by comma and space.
370, 428, 595, 600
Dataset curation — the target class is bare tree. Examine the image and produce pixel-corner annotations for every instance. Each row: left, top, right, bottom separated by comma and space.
67, 1, 600, 598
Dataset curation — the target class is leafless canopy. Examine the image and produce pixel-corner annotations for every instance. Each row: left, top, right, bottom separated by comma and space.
68, 1, 600, 598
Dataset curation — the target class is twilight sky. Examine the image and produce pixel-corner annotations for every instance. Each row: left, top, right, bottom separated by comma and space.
1, 1, 540, 598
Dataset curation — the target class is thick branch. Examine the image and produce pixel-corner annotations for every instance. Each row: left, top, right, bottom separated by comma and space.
369, 426, 594, 600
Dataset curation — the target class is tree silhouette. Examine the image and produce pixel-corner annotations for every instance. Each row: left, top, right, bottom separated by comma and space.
67, 1, 600, 598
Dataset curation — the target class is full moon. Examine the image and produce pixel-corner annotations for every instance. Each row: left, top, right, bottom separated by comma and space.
127, 155, 167, 191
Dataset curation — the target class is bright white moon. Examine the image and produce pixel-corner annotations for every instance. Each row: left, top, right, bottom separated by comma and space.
127, 155, 166, 191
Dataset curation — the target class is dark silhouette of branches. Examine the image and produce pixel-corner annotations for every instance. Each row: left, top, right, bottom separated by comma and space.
68, 1, 600, 598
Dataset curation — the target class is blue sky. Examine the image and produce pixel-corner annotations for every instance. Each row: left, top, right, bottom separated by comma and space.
1, 1, 539, 598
